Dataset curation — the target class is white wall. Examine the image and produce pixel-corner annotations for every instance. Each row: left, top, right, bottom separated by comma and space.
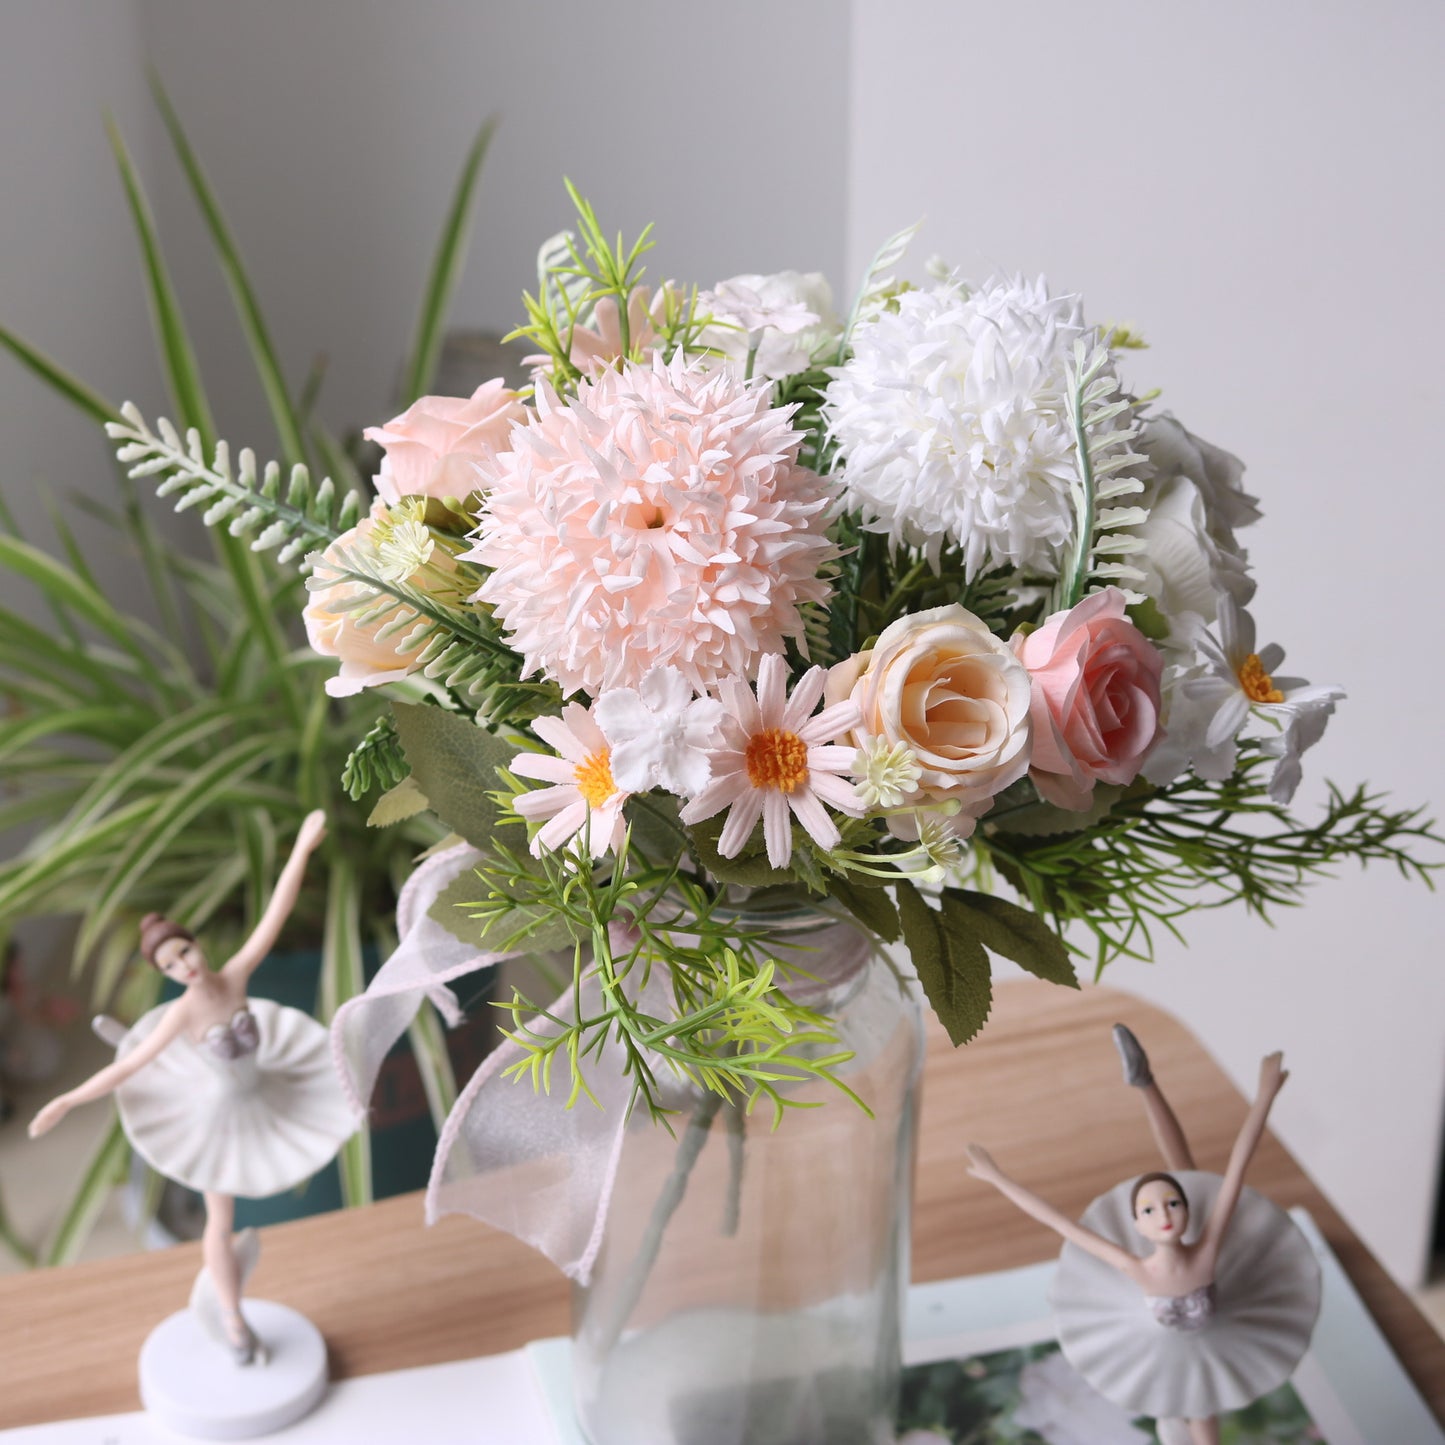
848, 0, 1445, 1284
0, 1, 165, 610
136, 0, 851, 457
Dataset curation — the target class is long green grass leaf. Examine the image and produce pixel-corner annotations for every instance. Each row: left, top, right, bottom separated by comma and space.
44, 1115, 131, 1266
56, 700, 262, 838
399, 115, 497, 406
106, 115, 214, 448
75, 734, 284, 960
406, 999, 459, 1134
106, 117, 302, 709
150, 75, 307, 466
0, 536, 154, 665
0, 704, 144, 765
0, 325, 119, 426
0, 1181, 36, 1267
320, 853, 372, 1206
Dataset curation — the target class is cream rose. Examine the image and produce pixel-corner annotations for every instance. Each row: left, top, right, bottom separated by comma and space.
826, 604, 1032, 831
364, 379, 526, 505
303, 517, 447, 697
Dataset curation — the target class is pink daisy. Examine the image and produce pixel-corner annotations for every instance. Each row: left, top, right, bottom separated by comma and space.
511, 703, 629, 859
466, 354, 839, 698
680, 654, 863, 869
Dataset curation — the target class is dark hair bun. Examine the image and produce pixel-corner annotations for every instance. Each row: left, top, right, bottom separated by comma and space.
139, 913, 195, 965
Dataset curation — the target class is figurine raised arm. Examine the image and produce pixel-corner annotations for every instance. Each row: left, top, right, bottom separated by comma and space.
29, 810, 354, 1368
966, 1026, 1317, 1445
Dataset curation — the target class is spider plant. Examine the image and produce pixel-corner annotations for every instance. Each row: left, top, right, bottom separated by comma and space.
0, 77, 497, 1264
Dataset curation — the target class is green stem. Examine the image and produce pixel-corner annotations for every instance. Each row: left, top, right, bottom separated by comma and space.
593, 1091, 721, 1355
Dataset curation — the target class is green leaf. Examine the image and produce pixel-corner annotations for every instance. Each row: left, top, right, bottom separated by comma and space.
688, 813, 798, 889
405, 999, 459, 1134
106, 115, 215, 448
941, 887, 1077, 988
0, 704, 142, 764
319, 853, 372, 1207
391, 701, 512, 851
0, 535, 155, 662
150, 74, 307, 466
986, 782, 1127, 838
427, 867, 578, 955
55, 701, 259, 839
368, 775, 430, 828
0, 324, 119, 426
74, 734, 283, 960
897, 881, 992, 1047
0, 1180, 36, 1267
400, 115, 498, 406
45, 1115, 130, 1265
107, 118, 301, 710
624, 793, 689, 864
830, 878, 901, 944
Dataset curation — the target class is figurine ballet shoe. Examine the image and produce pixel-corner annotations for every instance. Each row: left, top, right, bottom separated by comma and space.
189, 1228, 268, 1365
1112, 1023, 1153, 1088
220, 1306, 268, 1367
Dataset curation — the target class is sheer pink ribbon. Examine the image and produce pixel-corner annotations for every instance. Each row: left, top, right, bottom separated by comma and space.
329, 843, 631, 1283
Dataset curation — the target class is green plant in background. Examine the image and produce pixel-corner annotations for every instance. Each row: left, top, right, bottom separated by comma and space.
0, 78, 496, 1264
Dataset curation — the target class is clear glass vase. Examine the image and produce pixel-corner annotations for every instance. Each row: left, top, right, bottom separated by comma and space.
570, 913, 925, 1445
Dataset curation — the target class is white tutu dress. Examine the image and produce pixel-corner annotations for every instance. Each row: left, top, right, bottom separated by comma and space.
115, 998, 357, 1199
1050, 1170, 1321, 1420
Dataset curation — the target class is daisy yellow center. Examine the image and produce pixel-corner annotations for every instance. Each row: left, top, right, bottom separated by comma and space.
1238, 653, 1284, 704
575, 748, 617, 808
745, 728, 809, 793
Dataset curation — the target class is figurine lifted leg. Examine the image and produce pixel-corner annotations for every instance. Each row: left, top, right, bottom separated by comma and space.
967, 1026, 1314, 1445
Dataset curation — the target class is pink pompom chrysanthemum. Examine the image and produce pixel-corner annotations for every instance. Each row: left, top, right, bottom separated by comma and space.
466, 355, 839, 697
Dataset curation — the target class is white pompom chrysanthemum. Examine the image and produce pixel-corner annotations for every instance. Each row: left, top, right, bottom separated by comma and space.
826, 276, 1121, 578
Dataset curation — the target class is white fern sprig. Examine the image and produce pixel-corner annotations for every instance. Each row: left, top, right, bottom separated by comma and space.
106, 403, 361, 570
842, 218, 923, 347
1054, 341, 1149, 610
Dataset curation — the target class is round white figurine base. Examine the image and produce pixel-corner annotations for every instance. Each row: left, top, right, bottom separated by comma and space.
139, 1302, 328, 1440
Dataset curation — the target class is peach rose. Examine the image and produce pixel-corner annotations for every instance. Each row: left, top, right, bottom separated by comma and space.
1012, 588, 1164, 810
826, 604, 1033, 831
364, 379, 526, 505
303, 517, 448, 697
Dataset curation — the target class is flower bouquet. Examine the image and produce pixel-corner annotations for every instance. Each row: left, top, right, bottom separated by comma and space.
106, 187, 1438, 1442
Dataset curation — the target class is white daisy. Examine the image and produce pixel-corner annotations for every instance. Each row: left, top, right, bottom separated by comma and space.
680, 654, 862, 869
1144, 597, 1344, 801
510, 703, 629, 858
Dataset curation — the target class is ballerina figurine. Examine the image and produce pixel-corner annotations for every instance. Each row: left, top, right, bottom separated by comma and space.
29, 810, 356, 1366
966, 1025, 1320, 1445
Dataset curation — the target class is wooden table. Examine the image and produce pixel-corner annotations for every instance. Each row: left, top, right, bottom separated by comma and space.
4, 981, 1443, 1430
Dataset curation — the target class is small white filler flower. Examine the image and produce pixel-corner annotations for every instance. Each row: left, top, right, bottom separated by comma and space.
594, 665, 726, 796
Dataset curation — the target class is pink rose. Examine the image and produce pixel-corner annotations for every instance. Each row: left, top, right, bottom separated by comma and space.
1012, 588, 1164, 810
364, 379, 526, 505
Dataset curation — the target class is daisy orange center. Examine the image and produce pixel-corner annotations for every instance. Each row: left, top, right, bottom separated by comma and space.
574, 748, 617, 808
744, 728, 810, 794
1238, 653, 1284, 704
